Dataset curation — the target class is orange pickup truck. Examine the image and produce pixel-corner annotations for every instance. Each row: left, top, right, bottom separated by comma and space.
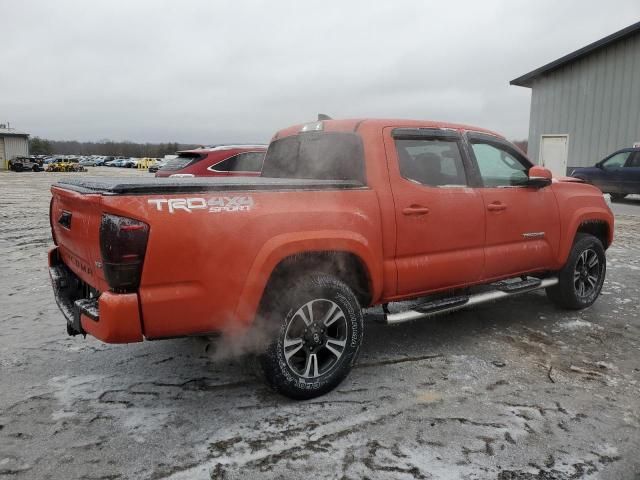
49, 118, 614, 399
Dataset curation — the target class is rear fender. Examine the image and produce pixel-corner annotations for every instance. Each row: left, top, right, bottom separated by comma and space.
233, 231, 382, 328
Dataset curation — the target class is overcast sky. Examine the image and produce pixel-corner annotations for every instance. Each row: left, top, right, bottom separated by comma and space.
2, 1, 639, 144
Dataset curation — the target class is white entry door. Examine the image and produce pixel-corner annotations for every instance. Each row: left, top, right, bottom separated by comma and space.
540, 135, 568, 177
0, 138, 5, 170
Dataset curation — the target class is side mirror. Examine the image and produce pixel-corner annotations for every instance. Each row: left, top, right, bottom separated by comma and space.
596, 162, 604, 169
528, 165, 552, 188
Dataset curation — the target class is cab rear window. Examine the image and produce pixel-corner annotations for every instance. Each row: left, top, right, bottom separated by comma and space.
261, 132, 365, 183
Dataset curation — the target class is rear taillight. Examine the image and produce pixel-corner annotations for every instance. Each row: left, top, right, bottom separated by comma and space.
100, 214, 149, 292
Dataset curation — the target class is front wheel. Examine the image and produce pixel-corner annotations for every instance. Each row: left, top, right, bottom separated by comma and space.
546, 233, 606, 310
258, 274, 363, 400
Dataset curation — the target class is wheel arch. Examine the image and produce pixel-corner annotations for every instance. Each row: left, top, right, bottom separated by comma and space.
556, 209, 613, 268
233, 232, 382, 326
263, 251, 373, 306
576, 219, 611, 249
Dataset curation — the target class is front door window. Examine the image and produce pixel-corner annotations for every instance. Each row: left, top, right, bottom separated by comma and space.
602, 152, 630, 169
470, 142, 529, 187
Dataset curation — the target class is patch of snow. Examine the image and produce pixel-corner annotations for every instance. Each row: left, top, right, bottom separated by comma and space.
51, 409, 77, 421
595, 361, 617, 371
597, 444, 619, 457
559, 319, 593, 330
615, 298, 633, 304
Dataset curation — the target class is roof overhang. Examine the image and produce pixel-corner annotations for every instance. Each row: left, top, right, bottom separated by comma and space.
511, 21, 640, 88
0, 132, 29, 138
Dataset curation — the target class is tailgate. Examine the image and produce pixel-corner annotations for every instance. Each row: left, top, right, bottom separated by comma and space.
50, 186, 108, 291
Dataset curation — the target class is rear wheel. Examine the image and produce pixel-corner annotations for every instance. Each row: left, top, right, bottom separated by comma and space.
258, 274, 363, 400
546, 233, 606, 310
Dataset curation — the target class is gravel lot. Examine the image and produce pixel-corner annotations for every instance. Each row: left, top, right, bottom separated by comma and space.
1, 168, 639, 479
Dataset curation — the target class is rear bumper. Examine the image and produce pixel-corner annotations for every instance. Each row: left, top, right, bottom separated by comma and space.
48, 247, 143, 343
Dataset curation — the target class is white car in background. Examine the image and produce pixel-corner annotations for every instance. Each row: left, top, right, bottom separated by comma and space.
121, 158, 139, 168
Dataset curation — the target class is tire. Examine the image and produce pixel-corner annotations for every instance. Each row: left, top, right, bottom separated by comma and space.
546, 233, 606, 310
610, 193, 627, 202
258, 273, 363, 400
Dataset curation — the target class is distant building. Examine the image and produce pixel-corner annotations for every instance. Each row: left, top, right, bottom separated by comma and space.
511, 21, 640, 176
0, 124, 30, 170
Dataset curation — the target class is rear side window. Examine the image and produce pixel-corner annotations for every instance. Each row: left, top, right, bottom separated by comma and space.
261, 132, 365, 183
160, 152, 205, 171
471, 142, 529, 187
395, 138, 467, 187
212, 152, 265, 172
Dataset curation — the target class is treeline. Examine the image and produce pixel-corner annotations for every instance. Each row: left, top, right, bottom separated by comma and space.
29, 137, 200, 157
29, 136, 530, 158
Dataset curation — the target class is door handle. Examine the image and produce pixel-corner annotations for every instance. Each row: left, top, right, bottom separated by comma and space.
487, 202, 507, 212
402, 205, 430, 215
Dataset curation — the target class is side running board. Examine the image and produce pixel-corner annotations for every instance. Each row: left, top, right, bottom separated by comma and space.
385, 277, 558, 325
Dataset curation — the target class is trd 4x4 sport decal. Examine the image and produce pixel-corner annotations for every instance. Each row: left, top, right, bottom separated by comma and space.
148, 196, 254, 213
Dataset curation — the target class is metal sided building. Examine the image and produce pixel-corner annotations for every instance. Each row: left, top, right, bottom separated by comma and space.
511, 21, 640, 176
0, 125, 30, 170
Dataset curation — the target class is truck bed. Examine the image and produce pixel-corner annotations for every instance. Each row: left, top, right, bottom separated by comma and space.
54, 177, 365, 195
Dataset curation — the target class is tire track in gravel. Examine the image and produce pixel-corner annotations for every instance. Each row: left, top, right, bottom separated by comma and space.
161, 396, 422, 480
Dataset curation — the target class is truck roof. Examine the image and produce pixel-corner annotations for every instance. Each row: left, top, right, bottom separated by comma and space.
273, 118, 504, 140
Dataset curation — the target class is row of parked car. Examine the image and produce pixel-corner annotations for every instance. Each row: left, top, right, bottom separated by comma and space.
79, 156, 166, 168
7, 155, 164, 172
8, 147, 268, 176
9, 156, 86, 172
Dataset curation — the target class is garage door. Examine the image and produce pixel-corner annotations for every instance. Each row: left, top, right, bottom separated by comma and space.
540, 135, 568, 177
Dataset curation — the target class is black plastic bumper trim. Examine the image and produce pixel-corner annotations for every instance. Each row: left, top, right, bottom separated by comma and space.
49, 257, 100, 336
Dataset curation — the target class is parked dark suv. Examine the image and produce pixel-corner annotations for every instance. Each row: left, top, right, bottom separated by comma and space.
8, 156, 44, 172
570, 147, 640, 201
